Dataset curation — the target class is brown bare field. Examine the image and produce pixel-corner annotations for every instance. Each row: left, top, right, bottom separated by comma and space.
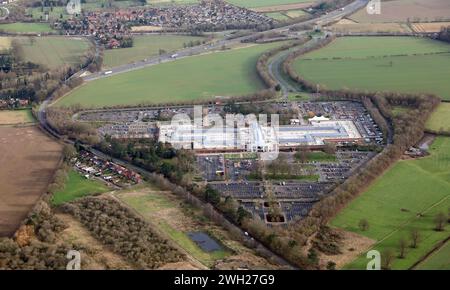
318, 230, 375, 269
0, 36, 11, 51
411, 22, 450, 33
329, 22, 411, 33
0, 110, 35, 125
0, 126, 62, 237
251, 2, 313, 13
335, 18, 358, 24
131, 25, 163, 32
349, 0, 450, 23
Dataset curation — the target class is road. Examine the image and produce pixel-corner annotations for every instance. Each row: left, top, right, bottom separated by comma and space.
83, 0, 369, 82
0, 4, 10, 20
267, 39, 310, 98
267, 34, 334, 98
35, 0, 369, 269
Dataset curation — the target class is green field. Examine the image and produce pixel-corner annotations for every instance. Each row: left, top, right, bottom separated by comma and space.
416, 240, 450, 270
426, 103, 450, 133
0, 22, 54, 33
265, 12, 290, 21
331, 137, 450, 269
265, 9, 307, 20
294, 37, 450, 100
226, 0, 311, 9
103, 35, 205, 68
26, 1, 149, 21
51, 170, 110, 206
307, 151, 336, 162
57, 42, 285, 107
16, 36, 91, 69
26, 6, 72, 21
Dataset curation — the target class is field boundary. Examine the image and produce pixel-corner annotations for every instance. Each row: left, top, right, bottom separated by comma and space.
410, 236, 450, 269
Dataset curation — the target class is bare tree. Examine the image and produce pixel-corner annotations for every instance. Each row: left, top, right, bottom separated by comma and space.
295, 146, 310, 163
410, 229, 421, 248
358, 219, 369, 232
381, 249, 395, 270
398, 238, 407, 259
434, 212, 446, 231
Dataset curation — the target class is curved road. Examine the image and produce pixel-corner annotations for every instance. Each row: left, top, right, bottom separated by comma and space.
36, 1, 370, 268
0, 5, 10, 20
83, 0, 369, 82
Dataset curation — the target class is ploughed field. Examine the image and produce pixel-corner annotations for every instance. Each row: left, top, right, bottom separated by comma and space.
0, 126, 62, 237
57, 42, 285, 107
348, 0, 450, 23
293, 37, 450, 100
226, 0, 313, 9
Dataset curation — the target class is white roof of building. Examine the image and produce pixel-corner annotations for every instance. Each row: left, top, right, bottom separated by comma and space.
309, 116, 330, 122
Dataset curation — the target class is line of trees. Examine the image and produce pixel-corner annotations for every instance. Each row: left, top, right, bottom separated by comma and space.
268, 36, 441, 267
437, 26, 450, 43
0, 38, 97, 106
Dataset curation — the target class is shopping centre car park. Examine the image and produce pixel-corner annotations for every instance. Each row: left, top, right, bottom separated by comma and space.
83, 100, 383, 224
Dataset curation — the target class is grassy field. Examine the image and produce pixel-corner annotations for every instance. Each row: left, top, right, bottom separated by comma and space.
51, 170, 110, 206
0, 109, 35, 125
416, 240, 450, 270
294, 151, 337, 162
26, 6, 71, 21
265, 12, 291, 21
265, 9, 307, 20
117, 187, 231, 268
57, 42, 285, 107
15, 36, 91, 69
103, 35, 205, 68
0, 37, 11, 51
331, 137, 450, 269
294, 37, 450, 100
26, 1, 145, 20
426, 103, 450, 133
0, 22, 54, 33
226, 0, 312, 9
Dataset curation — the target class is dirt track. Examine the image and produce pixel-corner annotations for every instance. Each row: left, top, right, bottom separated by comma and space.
0, 126, 62, 237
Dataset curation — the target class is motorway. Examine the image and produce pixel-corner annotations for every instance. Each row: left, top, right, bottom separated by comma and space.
83, 0, 369, 82
34, 0, 369, 269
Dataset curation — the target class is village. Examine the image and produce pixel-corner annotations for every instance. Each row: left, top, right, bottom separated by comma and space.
72, 150, 142, 188
55, 0, 274, 48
